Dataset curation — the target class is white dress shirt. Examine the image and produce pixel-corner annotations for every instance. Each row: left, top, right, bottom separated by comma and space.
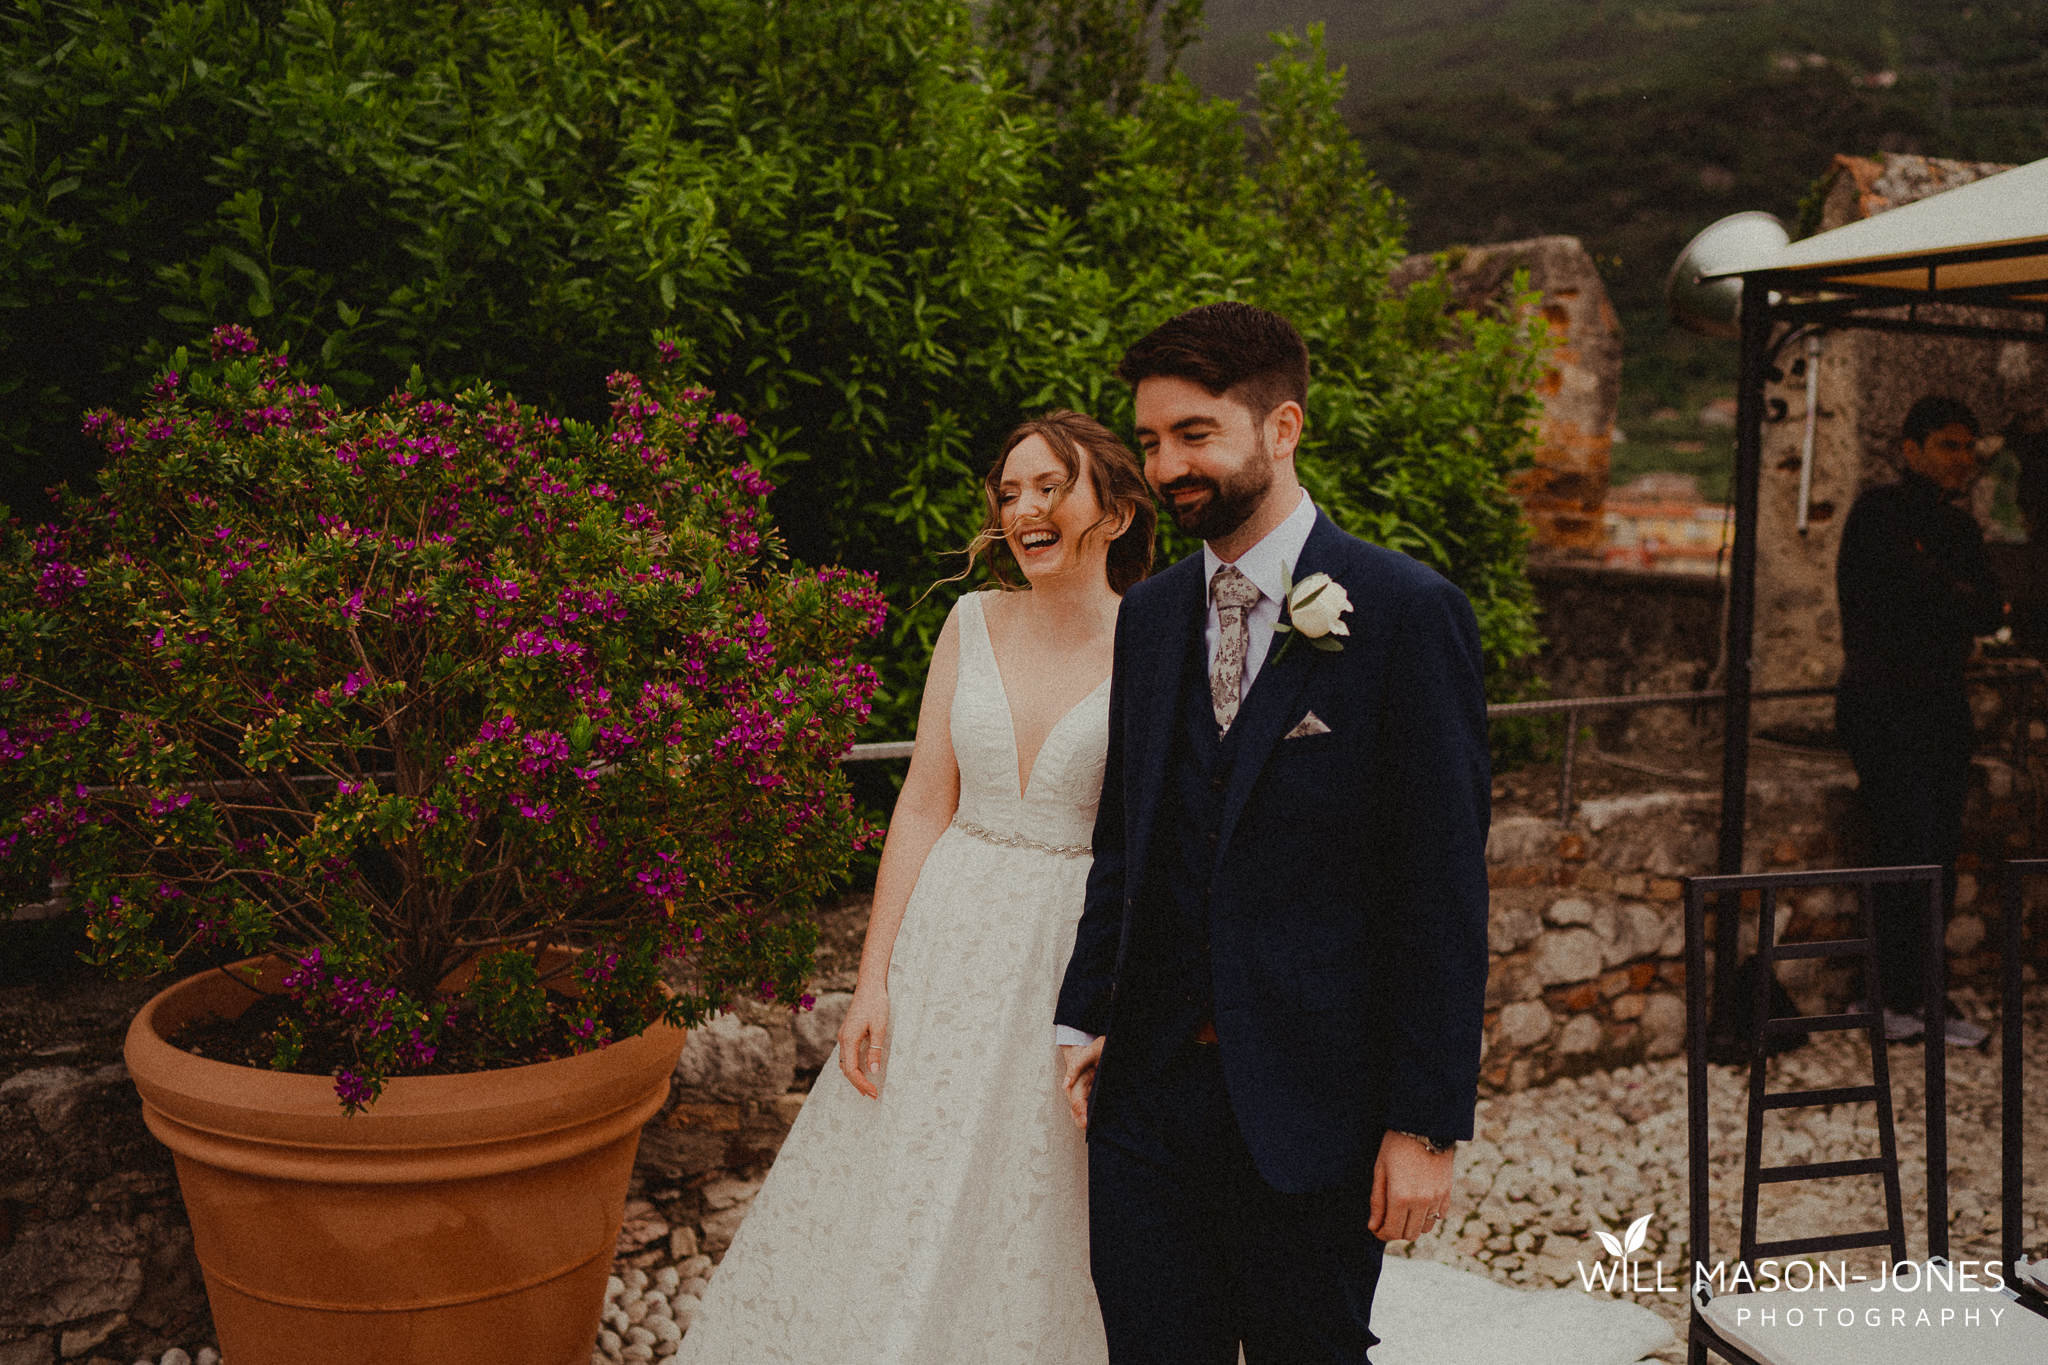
1056, 491, 1317, 1049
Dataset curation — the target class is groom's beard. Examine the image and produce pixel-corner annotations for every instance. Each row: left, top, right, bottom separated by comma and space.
1153, 440, 1274, 543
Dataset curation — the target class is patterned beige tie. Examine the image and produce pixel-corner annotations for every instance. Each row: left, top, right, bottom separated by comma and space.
1209, 563, 1263, 736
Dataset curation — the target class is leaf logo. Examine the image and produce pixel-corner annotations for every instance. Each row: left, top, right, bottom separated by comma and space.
1595, 1214, 1653, 1259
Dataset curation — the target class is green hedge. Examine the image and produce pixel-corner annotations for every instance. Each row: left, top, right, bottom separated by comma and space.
2, 1, 1545, 735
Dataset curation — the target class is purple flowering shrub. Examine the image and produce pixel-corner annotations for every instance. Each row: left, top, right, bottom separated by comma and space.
0, 327, 885, 1110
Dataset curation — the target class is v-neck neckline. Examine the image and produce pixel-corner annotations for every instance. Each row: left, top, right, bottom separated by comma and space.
973, 593, 1111, 802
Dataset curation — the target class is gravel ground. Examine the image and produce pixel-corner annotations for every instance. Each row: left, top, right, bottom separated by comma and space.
1390, 983, 2048, 1363
582, 985, 2047, 1365
123, 986, 2046, 1365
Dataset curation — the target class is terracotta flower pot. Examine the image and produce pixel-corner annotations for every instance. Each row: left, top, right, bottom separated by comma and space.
124, 958, 687, 1365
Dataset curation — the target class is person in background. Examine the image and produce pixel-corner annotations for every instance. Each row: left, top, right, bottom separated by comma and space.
2003, 412, 2048, 657
1834, 395, 2004, 1046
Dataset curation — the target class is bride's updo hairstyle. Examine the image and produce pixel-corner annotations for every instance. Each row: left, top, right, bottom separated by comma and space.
965, 410, 1157, 594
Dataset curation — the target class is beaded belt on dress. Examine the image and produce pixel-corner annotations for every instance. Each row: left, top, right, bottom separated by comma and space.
950, 815, 1091, 859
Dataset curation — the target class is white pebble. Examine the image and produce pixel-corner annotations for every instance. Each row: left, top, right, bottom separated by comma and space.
196, 1354, 220, 1365
677, 1276, 707, 1300
623, 1348, 655, 1364
643, 1290, 669, 1312
654, 1266, 680, 1294
627, 1326, 657, 1348
163, 1353, 193, 1365
600, 1328, 623, 1355
673, 1299, 697, 1330
625, 1298, 649, 1324
650, 1315, 683, 1345
607, 1274, 626, 1299
624, 1267, 650, 1291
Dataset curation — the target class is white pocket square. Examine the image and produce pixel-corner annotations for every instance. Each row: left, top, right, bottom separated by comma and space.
1283, 711, 1332, 740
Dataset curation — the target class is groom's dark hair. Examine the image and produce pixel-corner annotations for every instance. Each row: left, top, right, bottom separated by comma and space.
1117, 302, 1310, 420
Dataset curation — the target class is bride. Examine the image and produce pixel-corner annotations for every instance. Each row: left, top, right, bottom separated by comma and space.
676, 410, 1156, 1365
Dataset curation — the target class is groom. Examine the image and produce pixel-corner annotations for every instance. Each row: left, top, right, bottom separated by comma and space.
1055, 302, 1490, 1363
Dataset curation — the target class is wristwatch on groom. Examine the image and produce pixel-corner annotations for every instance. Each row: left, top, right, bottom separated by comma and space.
1391, 1129, 1457, 1156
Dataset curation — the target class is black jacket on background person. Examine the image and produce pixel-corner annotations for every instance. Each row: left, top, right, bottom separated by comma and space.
1836, 468, 2005, 697
1834, 466, 2005, 1016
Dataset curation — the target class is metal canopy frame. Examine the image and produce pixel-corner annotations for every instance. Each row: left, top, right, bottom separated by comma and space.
1708, 229, 2048, 1046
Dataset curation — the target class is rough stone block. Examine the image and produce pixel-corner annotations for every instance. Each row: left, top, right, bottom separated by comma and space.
1560, 984, 1600, 1012
1486, 816, 1554, 865
1495, 1001, 1554, 1049
1532, 929, 1604, 986
1489, 865, 1547, 889
1595, 969, 1633, 999
1487, 906, 1543, 955
1611, 993, 1647, 1021
700, 1176, 763, 1212
699, 1204, 749, 1255
1648, 878, 1683, 903
1640, 993, 1686, 1058
56, 1311, 123, 1358
672, 1014, 789, 1102
0, 1069, 94, 1137
1483, 953, 1542, 1008
0, 1219, 148, 1328
772, 1094, 807, 1127
0, 1336, 53, 1365
1589, 901, 1619, 942
1946, 914, 1986, 955
1556, 834, 1589, 862
1604, 903, 1668, 966
633, 1125, 728, 1182
791, 992, 852, 1071
1613, 872, 1647, 898
1575, 863, 1614, 892
1545, 898, 1594, 927
668, 1103, 741, 1132
1555, 1015, 1603, 1054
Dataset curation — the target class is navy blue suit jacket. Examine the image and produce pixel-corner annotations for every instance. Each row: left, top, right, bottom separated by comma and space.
1054, 512, 1491, 1194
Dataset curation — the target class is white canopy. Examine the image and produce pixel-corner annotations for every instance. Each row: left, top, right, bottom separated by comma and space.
1706, 155, 2048, 301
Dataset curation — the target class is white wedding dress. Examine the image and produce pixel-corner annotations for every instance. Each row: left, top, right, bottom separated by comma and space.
677, 591, 1112, 1365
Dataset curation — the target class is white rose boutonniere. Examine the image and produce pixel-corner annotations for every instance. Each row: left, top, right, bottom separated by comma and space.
1271, 565, 1351, 664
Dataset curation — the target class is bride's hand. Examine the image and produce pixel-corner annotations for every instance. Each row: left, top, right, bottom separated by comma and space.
837, 988, 889, 1099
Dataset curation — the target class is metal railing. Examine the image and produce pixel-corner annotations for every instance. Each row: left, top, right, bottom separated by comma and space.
848, 667, 2042, 829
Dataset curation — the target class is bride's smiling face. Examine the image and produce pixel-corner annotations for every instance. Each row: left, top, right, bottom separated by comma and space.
996, 435, 1117, 586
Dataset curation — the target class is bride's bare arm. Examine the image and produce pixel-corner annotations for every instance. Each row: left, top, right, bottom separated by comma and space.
836, 607, 964, 1098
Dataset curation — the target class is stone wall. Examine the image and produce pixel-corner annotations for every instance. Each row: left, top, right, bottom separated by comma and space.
1527, 561, 1723, 749
0, 976, 210, 1365
1390, 236, 1623, 555
1479, 737, 2040, 1093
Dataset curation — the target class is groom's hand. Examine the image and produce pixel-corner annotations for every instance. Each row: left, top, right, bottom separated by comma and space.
1368, 1130, 1456, 1243
1059, 1037, 1104, 1131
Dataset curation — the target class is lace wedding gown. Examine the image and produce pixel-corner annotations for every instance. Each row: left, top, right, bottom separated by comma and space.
677, 591, 1112, 1365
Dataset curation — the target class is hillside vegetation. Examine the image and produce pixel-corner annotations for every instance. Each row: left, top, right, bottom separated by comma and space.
1189, 0, 2048, 496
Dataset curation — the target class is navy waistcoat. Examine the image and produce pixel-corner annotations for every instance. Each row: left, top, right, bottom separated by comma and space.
1126, 631, 1246, 1065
